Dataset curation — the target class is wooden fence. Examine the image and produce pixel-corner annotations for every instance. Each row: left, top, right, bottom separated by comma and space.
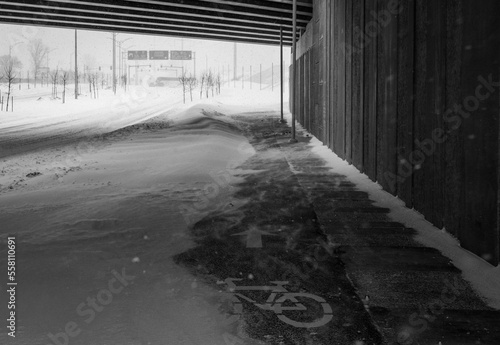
291, 0, 500, 265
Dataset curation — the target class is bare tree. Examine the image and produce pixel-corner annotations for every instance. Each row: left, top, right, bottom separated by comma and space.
93, 73, 99, 98
205, 71, 212, 98
0, 55, 22, 71
86, 72, 99, 99
121, 73, 127, 91
87, 73, 92, 97
87, 70, 91, 94
187, 74, 197, 102
215, 73, 222, 95
78, 71, 83, 95
179, 72, 189, 104
50, 68, 59, 98
206, 70, 215, 98
87, 73, 95, 99
0, 56, 19, 111
60, 70, 69, 103
28, 39, 49, 88
199, 72, 206, 99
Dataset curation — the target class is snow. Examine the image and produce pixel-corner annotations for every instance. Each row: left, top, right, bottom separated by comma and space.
290, 117, 500, 310
0, 82, 282, 344
1, 78, 498, 345
0, 84, 186, 156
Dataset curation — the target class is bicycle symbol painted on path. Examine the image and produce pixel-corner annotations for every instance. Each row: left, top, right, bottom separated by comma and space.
217, 278, 333, 328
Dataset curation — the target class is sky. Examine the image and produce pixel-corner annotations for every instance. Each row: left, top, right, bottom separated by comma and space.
0, 23, 291, 79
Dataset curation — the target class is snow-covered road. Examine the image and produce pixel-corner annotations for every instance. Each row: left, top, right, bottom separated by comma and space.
0, 85, 186, 158
0, 86, 284, 345
0, 111, 254, 345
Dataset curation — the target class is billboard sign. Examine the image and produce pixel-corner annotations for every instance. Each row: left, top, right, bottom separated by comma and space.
128, 50, 148, 60
170, 50, 192, 60
149, 50, 169, 60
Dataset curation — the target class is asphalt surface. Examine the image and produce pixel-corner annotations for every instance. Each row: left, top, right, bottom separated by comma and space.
174, 111, 500, 345
174, 112, 382, 345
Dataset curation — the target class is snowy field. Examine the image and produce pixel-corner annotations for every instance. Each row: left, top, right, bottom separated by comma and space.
0, 82, 499, 344
0, 83, 186, 158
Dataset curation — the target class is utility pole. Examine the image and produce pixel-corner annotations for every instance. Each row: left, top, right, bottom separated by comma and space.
233, 42, 237, 81
272, 62, 274, 91
280, 26, 284, 122
75, 29, 78, 99
116, 38, 132, 88
290, 0, 298, 142
193, 52, 196, 78
118, 45, 122, 85
112, 32, 116, 94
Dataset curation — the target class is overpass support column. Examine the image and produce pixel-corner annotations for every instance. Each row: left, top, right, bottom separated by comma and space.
290, 0, 297, 142
74, 29, 78, 100
280, 26, 285, 123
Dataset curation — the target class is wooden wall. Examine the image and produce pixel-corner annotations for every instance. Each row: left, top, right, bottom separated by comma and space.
291, 0, 500, 265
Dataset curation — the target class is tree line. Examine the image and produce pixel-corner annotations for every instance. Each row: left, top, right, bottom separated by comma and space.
178, 70, 222, 104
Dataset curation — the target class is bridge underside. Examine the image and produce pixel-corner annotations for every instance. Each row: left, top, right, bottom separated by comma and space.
0, 0, 312, 46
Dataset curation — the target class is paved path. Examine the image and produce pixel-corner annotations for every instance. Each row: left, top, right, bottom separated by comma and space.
174, 112, 500, 345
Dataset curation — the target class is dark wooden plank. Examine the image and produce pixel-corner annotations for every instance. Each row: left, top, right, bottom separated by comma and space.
396, 0, 415, 207
362, 0, 378, 180
295, 57, 300, 123
413, 0, 446, 227
327, 0, 334, 149
313, 52, 320, 139
334, 0, 346, 158
289, 63, 294, 115
317, 0, 326, 143
444, 0, 464, 238
297, 54, 301, 125
308, 48, 313, 131
412, 0, 427, 213
461, 0, 500, 265
431, 0, 446, 227
428, 0, 446, 227
296, 60, 299, 126
324, 0, 331, 147
297, 55, 305, 123
330, 0, 338, 152
351, 0, 364, 171
312, 3, 320, 139
306, 49, 311, 131
304, 50, 310, 129
376, 0, 399, 194
345, 0, 353, 164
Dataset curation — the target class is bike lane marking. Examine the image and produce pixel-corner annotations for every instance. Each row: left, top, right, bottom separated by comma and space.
231, 226, 279, 248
